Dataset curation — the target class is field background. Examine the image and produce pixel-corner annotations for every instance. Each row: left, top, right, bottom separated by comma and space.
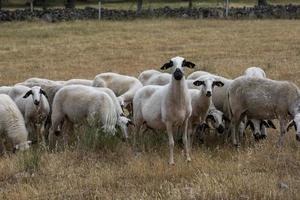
0, 20, 300, 199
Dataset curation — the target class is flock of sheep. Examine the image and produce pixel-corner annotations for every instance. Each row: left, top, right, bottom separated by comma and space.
0, 56, 299, 165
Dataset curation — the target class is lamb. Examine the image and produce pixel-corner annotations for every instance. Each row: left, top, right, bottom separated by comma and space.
92, 73, 143, 111
133, 56, 195, 164
49, 85, 124, 145
8, 85, 50, 143
0, 94, 31, 152
138, 70, 162, 85
227, 76, 300, 146
64, 79, 93, 86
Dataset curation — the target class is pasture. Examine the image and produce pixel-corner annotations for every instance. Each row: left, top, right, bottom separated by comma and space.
0, 19, 300, 199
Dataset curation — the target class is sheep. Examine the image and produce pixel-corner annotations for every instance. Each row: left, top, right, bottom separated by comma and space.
0, 94, 31, 152
8, 85, 50, 144
0, 86, 12, 95
64, 79, 93, 86
227, 76, 300, 147
92, 73, 143, 111
188, 75, 225, 142
243, 66, 274, 140
244, 66, 266, 78
187, 71, 211, 80
138, 69, 162, 85
17, 78, 64, 141
49, 85, 121, 146
133, 56, 195, 164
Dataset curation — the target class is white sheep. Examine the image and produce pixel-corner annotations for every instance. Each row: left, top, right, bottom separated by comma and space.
188, 75, 224, 142
138, 69, 162, 85
64, 79, 93, 86
0, 94, 31, 152
244, 66, 266, 78
92, 73, 143, 111
133, 56, 195, 164
8, 85, 50, 144
0, 86, 12, 95
49, 85, 120, 145
243, 66, 274, 140
228, 76, 300, 147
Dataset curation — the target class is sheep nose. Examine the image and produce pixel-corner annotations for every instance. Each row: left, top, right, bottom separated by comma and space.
217, 125, 224, 133
206, 91, 212, 97
34, 100, 39, 105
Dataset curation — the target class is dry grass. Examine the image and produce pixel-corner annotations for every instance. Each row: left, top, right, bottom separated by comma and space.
0, 19, 300, 199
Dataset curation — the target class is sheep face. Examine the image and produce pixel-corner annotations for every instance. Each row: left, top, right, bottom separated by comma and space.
287, 114, 300, 141
206, 109, 225, 134
246, 119, 276, 140
23, 86, 47, 106
193, 75, 224, 97
161, 56, 195, 81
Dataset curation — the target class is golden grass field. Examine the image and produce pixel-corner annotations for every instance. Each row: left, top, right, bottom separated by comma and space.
0, 19, 300, 199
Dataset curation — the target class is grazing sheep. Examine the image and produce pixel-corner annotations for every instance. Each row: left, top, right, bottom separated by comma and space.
228, 76, 300, 146
49, 85, 119, 145
138, 70, 162, 85
133, 56, 195, 164
8, 85, 50, 143
92, 73, 143, 110
244, 66, 266, 78
0, 86, 12, 95
64, 79, 93, 86
0, 94, 31, 152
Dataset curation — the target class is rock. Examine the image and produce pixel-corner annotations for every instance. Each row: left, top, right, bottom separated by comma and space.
278, 182, 289, 190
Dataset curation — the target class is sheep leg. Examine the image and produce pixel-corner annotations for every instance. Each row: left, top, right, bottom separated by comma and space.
182, 119, 191, 162
166, 122, 175, 165
187, 121, 194, 150
278, 118, 287, 147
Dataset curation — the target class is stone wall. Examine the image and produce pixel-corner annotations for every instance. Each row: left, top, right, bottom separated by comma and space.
0, 5, 300, 22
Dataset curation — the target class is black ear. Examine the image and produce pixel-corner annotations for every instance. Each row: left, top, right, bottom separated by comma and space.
40, 89, 48, 99
127, 120, 135, 127
193, 80, 205, 86
23, 90, 32, 98
266, 120, 276, 129
206, 114, 216, 123
213, 81, 224, 87
183, 60, 196, 68
161, 61, 173, 70
287, 120, 296, 132
246, 120, 254, 131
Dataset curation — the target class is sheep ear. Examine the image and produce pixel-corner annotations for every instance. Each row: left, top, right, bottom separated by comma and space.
161, 61, 173, 70
206, 114, 215, 122
266, 120, 276, 129
127, 120, 135, 127
183, 60, 195, 68
23, 90, 32, 98
40, 89, 48, 99
287, 120, 296, 132
213, 81, 224, 87
193, 80, 205, 86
